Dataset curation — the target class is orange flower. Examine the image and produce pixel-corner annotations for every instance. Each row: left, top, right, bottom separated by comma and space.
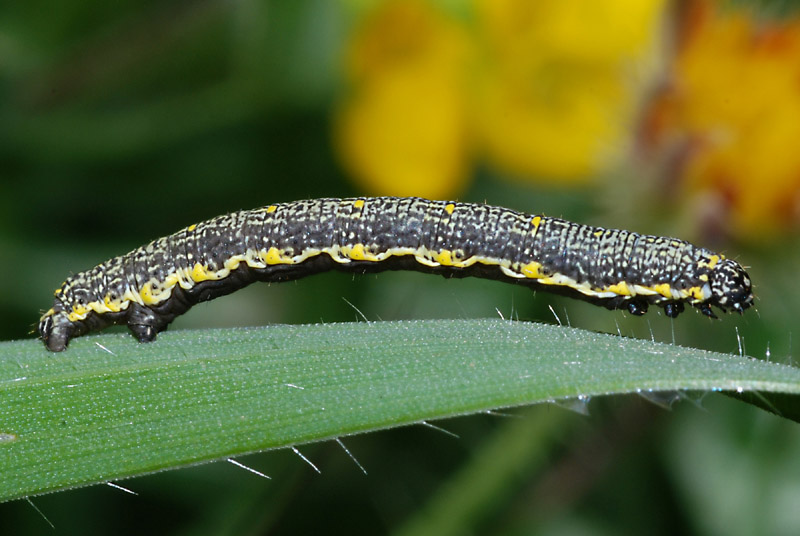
642, 2, 800, 238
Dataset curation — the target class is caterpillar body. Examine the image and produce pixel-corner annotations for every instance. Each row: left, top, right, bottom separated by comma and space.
39, 197, 754, 351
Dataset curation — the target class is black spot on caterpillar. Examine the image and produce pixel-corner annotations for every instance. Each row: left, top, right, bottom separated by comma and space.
39, 197, 754, 351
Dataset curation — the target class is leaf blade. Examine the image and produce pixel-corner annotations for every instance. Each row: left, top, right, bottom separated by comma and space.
1, 319, 799, 502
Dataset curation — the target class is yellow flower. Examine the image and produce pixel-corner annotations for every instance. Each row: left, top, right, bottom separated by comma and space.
642, 2, 800, 238
335, 0, 472, 198
335, 0, 667, 196
472, 0, 666, 181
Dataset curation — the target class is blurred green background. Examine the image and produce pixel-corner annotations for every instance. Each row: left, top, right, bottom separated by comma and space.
2, 0, 800, 534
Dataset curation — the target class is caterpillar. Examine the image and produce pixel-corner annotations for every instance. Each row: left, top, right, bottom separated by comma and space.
39, 197, 754, 351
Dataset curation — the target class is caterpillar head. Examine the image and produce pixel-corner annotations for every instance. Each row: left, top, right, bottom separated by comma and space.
709, 258, 754, 314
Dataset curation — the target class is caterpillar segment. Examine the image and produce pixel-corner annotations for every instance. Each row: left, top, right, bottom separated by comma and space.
39, 197, 754, 351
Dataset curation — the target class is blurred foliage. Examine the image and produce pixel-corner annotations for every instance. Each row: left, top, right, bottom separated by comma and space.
2, 0, 800, 534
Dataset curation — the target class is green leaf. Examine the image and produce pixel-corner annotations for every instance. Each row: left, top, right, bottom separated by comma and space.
1, 319, 799, 502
